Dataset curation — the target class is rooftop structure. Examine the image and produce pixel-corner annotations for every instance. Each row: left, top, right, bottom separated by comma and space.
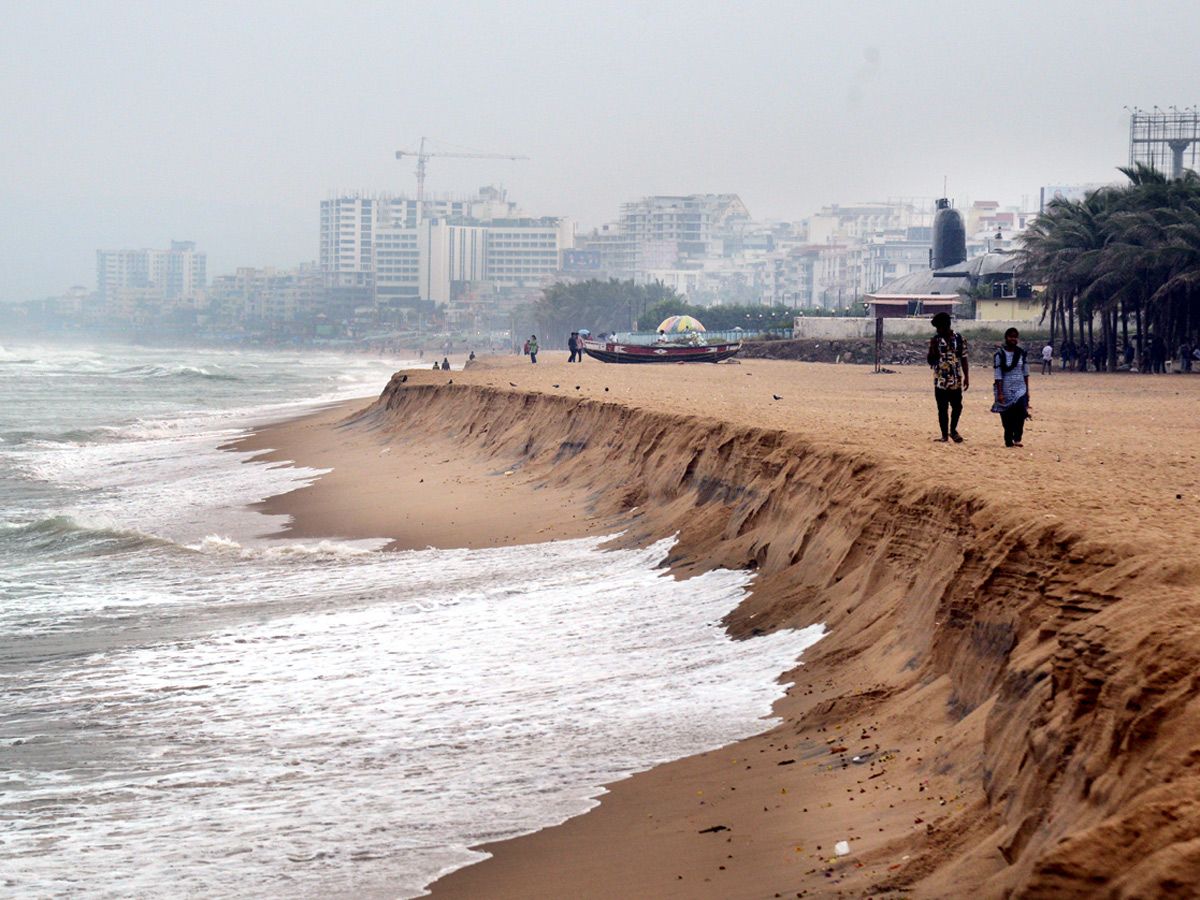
1129, 107, 1200, 180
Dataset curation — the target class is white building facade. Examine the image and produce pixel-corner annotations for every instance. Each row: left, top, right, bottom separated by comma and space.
96, 241, 207, 302
321, 189, 574, 308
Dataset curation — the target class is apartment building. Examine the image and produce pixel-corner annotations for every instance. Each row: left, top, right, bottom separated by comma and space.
321, 188, 573, 308
485, 218, 574, 287
614, 194, 750, 281
207, 265, 324, 326
760, 246, 820, 307
96, 241, 206, 302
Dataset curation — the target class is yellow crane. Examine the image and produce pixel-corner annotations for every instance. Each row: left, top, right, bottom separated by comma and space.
395, 137, 528, 208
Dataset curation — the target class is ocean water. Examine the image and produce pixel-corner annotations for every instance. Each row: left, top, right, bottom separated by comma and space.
0, 338, 824, 900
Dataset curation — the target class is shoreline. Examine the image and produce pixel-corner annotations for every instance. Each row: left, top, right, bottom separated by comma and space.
238, 353, 1200, 899
232, 395, 621, 553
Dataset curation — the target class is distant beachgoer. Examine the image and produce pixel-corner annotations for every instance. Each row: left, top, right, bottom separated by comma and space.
1041, 341, 1053, 375
1151, 335, 1167, 373
523, 340, 530, 356
567, 332, 579, 363
529, 335, 539, 364
927, 312, 969, 443
441, 357, 450, 371
468, 350, 475, 361
992, 328, 1030, 448
432, 362, 439, 370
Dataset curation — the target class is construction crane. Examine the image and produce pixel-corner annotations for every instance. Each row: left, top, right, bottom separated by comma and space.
395, 137, 528, 207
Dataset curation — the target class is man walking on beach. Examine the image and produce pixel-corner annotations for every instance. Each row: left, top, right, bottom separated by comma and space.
928, 312, 969, 443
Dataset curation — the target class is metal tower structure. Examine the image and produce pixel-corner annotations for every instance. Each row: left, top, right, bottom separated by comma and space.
1128, 107, 1200, 179
395, 138, 528, 218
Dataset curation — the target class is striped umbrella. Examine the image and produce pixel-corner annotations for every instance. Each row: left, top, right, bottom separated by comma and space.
656, 315, 706, 333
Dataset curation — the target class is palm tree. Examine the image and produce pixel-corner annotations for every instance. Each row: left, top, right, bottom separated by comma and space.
1016, 166, 1200, 369
1015, 187, 1119, 349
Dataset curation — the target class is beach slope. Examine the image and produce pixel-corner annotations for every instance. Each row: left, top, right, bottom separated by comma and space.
240, 354, 1200, 899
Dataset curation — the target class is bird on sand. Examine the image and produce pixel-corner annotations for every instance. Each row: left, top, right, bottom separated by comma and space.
509, 382, 517, 387
773, 394, 782, 400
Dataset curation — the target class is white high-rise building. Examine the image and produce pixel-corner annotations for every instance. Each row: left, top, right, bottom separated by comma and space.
485, 218, 575, 287
321, 189, 574, 307
418, 220, 488, 306
96, 241, 206, 301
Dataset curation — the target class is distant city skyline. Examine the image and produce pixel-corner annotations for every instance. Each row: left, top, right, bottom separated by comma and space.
5, 0, 1198, 302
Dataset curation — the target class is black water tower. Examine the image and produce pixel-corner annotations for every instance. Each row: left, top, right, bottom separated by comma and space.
930, 198, 966, 270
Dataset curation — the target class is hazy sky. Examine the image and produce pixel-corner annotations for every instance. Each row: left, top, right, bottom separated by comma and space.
3, 0, 1199, 302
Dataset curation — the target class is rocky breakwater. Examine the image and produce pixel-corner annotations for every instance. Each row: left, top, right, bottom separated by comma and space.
740, 337, 1012, 368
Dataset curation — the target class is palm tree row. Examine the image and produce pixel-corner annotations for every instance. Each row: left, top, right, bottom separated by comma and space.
1015, 163, 1200, 370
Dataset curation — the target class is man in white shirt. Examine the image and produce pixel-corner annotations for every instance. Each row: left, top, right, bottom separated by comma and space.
1041, 341, 1053, 375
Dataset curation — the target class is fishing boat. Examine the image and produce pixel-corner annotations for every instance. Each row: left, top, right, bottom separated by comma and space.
581, 336, 742, 364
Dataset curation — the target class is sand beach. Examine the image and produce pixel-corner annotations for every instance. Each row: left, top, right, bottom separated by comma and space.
237, 351, 1200, 899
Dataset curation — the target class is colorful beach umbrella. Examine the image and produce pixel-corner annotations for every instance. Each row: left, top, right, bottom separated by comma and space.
656, 315, 706, 333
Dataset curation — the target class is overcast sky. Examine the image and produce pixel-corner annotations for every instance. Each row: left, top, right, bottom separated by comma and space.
3, 0, 1198, 302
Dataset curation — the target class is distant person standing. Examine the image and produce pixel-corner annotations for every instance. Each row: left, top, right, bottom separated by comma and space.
1041, 340, 1053, 375
1151, 335, 1167, 373
567, 332, 580, 363
992, 328, 1031, 448
927, 312, 969, 443
529, 335, 539, 364
441, 357, 450, 371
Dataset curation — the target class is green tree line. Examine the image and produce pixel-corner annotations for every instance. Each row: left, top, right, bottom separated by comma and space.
531, 278, 799, 346
533, 280, 677, 346
1016, 163, 1200, 369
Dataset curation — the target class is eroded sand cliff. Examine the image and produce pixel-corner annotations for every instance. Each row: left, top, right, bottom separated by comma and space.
246, 355, 1200, 898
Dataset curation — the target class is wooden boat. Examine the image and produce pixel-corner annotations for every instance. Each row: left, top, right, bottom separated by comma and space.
581, 337, 742, 364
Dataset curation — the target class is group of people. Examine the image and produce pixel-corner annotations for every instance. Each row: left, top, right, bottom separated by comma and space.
517, 333, 589, 364
928, 312, 1030, 449
567, 332, 586, 363
1042, 335, 1199, 374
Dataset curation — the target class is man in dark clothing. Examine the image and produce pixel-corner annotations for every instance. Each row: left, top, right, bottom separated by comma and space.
927, 312, 970, 443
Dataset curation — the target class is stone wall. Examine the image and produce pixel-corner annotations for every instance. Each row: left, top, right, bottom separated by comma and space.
792, 316, 1042, 340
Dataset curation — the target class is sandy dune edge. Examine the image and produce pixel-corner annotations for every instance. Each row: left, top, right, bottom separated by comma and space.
239, 355, 1200, 899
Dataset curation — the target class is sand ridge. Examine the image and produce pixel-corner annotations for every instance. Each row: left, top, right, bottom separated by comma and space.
237, 352, 1200, 899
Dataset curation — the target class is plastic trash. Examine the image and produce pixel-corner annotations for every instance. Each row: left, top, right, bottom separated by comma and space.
834, 840, 850, 856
